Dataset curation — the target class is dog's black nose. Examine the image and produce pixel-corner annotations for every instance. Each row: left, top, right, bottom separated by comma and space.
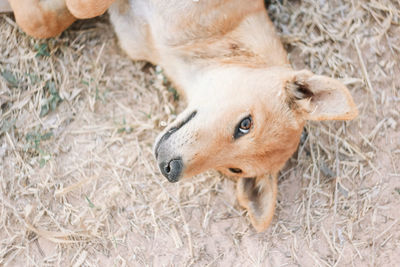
159, 158, 183, 183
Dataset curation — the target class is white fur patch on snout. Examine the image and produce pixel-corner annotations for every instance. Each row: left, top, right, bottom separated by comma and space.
154, 110, 197, 158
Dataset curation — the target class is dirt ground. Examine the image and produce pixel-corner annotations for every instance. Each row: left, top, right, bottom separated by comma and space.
1, 0, 399, 266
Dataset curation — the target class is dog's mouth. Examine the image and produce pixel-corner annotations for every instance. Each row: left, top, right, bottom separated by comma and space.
154, 110, 197, 159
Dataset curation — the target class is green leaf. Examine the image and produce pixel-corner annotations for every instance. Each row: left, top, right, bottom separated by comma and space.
168, 86, 179, 101
41, 131, 53, 141
81, 80, 89, 86
40, 102, 49, 117
39, 158, 47, 168
85, 195, 95, 208
1, 70, 19, 87
395, 188, 400, 195
35, 43, 50, 57
41, 81, 62, 116
50, 95, 61, 111
47, 81, 57, 94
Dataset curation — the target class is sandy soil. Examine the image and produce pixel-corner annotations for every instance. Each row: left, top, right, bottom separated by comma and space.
1, 0, 399, 266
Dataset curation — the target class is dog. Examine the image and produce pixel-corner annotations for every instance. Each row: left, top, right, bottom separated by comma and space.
5, 0, 358, 232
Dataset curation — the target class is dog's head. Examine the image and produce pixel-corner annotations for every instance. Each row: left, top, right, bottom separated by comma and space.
154, 67, 357, 182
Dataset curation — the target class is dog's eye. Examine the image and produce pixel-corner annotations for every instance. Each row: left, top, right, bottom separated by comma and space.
239, 117, 251, 133
234, 116, 252, 139
229, 167, 242, 174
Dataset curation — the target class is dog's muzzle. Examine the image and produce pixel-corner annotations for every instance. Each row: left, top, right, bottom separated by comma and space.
154, 110, 197, 182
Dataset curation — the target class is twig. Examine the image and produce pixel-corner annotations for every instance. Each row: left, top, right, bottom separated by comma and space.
354, 40, 378, 115
178, 184, 194, 258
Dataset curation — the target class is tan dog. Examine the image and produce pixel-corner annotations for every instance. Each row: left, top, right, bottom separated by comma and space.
6, 0, 358, 232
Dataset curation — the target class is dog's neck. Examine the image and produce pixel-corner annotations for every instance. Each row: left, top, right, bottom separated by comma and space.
153, 4, 290, 100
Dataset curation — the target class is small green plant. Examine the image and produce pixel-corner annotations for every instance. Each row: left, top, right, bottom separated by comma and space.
1, 70, 19, 87
155, 66, 180, 101
95, 87, 109, 103
25, 130, 53, 167
34, 43, 50, 57
81, 79, 90, 86
40, 81, 62, 117
117, 118, 132, 134
168, 86, 179, 101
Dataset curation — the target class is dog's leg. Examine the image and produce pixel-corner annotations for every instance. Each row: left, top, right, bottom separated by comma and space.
109, 0, 155, 62
236, 174, 278, 232
66, 0, 115, 19
8, 0, 76, 38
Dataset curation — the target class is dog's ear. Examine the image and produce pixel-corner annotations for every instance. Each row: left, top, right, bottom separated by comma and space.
286, 70, 358, 121
236, 175, 278, 232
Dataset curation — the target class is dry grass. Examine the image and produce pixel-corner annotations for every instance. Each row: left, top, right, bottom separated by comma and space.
1, 0, 399, 266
